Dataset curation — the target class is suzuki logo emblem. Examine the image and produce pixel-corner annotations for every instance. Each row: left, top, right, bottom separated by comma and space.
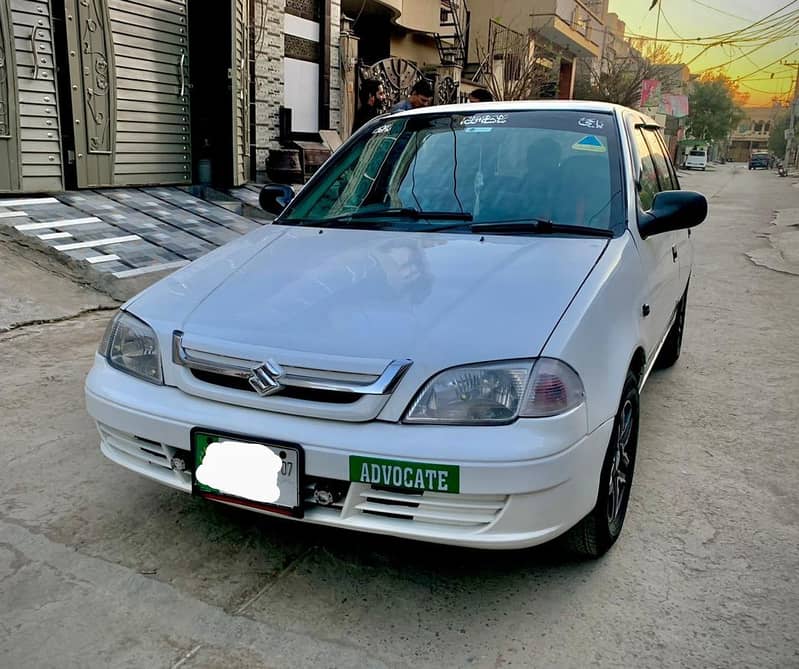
248, 360, 284, 396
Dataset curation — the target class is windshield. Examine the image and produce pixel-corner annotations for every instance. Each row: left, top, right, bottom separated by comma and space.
689, 150, 706, 156
280, 110, 624, 235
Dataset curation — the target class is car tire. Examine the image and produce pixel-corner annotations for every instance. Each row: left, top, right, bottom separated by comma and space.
564, 370, 640, 559
654, 287, 688, 369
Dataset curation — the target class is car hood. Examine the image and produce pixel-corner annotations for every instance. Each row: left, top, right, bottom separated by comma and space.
131, 225, 607, 376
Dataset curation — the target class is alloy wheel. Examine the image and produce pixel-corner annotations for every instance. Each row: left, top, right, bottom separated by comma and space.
607, 398, 634, 527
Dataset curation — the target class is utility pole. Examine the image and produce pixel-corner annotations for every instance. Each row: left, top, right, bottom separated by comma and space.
783, 60, 799, 169
653, 0, 662, 51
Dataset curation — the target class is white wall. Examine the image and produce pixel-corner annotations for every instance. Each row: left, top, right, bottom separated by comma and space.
284, 59, 320, 133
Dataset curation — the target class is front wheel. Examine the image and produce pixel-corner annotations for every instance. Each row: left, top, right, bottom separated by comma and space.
565, 371, 640, 558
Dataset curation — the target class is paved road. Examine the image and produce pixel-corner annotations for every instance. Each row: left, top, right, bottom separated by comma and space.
1, 164, 797, 668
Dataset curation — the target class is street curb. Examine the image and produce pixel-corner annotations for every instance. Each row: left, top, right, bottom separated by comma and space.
0, 225, 170, 303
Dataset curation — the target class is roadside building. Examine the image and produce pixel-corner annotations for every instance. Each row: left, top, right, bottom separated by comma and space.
462, 0, 605, 100
727, 106, 784, 163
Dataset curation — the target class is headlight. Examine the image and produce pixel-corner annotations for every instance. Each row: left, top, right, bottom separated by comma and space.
404, 358, 584, 425
100, 311, 163, 385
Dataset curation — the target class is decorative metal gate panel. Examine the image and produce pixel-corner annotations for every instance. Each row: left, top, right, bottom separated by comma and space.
231, 0, 249, 186
2, 0, 63, 193
63, 0, 115, 187
359, 58, 425, 110
106, 0, 190, 186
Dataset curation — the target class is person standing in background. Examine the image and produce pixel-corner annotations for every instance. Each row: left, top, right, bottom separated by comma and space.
352, 79, 387, 133
468, 88, 493, 103
389, 79, 434, 112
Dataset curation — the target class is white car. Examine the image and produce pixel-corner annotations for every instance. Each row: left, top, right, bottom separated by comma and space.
684, 149, 708, 170
86, 101, 707, 557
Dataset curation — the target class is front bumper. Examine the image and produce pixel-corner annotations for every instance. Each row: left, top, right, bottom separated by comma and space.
85, 357, 613, 550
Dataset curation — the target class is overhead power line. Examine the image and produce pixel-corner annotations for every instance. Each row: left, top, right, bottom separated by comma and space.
628, 0, 799, 45
689, 0, 754, 22
733, 47, 799, 82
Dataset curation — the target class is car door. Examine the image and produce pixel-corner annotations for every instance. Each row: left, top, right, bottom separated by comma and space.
629, 123, 681, 362
648, 128, 692, 291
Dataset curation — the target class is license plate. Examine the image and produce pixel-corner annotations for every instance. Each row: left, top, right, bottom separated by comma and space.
349, 456, 460, 494
192, 430, 302, 515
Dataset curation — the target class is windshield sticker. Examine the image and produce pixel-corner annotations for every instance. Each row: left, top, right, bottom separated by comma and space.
572, 135, 607, 153
578, 117, 605, 130
465, 127, 493, 133
372, 124, 392, 135
461, 113, 508, 126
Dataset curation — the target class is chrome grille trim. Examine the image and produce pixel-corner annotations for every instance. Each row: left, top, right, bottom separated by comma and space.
172, 330, 412, 396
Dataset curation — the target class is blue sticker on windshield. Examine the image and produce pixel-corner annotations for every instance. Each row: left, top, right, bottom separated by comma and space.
465, 127, 493, 133
572, 135, 606, 153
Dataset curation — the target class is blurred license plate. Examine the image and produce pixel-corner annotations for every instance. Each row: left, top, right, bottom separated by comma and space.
192, 430, 301, 515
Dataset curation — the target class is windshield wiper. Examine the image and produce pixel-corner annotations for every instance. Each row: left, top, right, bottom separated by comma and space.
312, 207, 473, 224
470, 219, 614, 238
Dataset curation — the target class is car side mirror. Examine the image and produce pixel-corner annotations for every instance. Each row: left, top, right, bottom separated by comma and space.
638, 190, 707, 239
259, 183, 295, 215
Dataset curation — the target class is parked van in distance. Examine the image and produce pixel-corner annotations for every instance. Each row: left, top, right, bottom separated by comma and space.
684, 149, 708, 171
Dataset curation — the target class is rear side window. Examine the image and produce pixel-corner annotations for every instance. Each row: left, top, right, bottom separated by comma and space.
644, 129, 677, 191
632, 129, 659, 211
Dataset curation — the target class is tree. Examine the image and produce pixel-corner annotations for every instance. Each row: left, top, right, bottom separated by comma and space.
472, 21, 563, 101
768, 111, 790, 157
574, 43, 682, 107
686, 73, 746, 142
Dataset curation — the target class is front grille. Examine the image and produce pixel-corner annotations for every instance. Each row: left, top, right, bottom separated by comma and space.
190, 369, 362, 404
356, 486, 507, 528
171, 332, 412, 421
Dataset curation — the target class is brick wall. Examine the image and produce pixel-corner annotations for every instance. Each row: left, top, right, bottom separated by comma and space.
329, 0, 341, 134
252, 0, 341, 182
253, 0, 286, 181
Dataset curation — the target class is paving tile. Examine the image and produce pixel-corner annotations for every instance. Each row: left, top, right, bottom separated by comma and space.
58, 191, 205, 261
145, 187, 260, 235
104, 188, 240, 248
3, 185, 271, 286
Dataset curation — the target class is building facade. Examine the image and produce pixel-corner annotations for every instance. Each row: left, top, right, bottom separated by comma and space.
727, 106, 784, 163
464, 0, 604, 100
0, 0, 342, 193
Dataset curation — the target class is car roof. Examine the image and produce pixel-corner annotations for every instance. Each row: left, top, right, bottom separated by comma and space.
384, 100, 659, 127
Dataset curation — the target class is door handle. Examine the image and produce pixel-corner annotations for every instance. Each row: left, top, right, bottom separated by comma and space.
30, 28, 39, 80
179, 52, 186, 97
672, 245, 678, 262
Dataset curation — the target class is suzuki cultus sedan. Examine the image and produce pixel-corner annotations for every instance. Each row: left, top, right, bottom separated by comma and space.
86, 102, 707, 557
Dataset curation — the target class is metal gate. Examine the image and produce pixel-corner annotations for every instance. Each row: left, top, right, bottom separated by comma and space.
63, 0, 114, 187
1, 0, 64, 194
104, 0, 191, 186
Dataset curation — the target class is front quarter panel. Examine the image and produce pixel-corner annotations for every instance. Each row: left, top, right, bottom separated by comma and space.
541, 234, 646, 431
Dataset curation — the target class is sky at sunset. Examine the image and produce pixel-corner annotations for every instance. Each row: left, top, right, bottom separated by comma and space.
607, 0, 799, 107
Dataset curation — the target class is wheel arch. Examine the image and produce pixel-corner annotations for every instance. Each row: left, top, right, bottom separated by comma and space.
629, 347, 646, 386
